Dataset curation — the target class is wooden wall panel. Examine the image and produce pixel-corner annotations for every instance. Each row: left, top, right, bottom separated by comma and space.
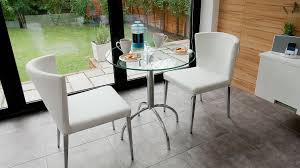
218, 0, 300, 93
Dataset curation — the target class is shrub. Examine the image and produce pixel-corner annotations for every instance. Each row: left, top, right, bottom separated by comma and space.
283, 22, 296, 36
95, 24, 110, 44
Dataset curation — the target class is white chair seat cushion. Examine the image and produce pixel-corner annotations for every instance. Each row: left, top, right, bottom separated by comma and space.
164, 67, 230, 94
68, 86, 130, 133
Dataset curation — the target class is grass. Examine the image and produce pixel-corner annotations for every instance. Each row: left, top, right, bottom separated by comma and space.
9, 25, 99, 82
8, 24, 156, 82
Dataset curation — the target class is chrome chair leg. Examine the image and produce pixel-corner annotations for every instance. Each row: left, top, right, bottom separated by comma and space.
57, 128, 60, 148
163, 80, 168, 112
112, 121, 115, 130
151, 108, 170, 150
190, 96, 196, 134
154, 104, 179, 122
227, 86, 231, 118
126, 117, 134, 160
63, 135, 69, 168
121, 107, 148, 140
137, 102, 147, 117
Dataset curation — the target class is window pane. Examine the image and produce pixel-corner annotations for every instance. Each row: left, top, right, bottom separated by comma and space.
122, 0, 191, 80
2, 0, 114, 103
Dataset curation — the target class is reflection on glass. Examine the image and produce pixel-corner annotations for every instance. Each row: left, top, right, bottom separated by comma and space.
1, 0, 114, 103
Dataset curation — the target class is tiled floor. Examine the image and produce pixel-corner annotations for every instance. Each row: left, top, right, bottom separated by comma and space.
1, 83, 300, 168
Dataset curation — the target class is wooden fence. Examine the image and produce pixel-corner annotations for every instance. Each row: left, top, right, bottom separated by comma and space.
130, 8, 189, 37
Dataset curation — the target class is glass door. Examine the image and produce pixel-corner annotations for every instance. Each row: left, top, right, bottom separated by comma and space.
1, 0, 115, 103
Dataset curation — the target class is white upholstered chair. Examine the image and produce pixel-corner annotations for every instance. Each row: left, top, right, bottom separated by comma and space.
26, 55, 133, 168
163, 32, 240, 133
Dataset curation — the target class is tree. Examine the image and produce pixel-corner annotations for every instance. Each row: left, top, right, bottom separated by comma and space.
45, 0, 70, 25
0, 0, 47, 28
70, 0, 106, 23
100, 0, 108, 16
45, 0, 69, 14
70, 0, 89, 22
0, 0, 15, 20
168, 0, 189, 35
7, 0, 32, 28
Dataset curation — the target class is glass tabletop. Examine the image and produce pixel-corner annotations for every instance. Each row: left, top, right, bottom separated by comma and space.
105, 44, 195, 72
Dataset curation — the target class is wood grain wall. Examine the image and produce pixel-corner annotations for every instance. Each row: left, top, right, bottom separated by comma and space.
218, 0, 300, 93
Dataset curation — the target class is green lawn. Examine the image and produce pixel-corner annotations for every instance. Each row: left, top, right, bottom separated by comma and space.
8, 25, 155, 82
8, 25, 99, 82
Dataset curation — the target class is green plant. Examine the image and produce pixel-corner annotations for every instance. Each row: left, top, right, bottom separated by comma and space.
282, 1, 299, 36
95, 24, 110, 44
70, 0, 89, 21
1, 0, 40, 28
100, 0, 108, 16
283, 22, 296, 36
0, 0, 15, 20
45, 0, 69, 14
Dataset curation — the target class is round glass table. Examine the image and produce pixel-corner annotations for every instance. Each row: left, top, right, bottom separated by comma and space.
106, 44, 195, 150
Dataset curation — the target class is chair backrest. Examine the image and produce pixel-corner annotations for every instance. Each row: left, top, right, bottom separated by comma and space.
26, 55, 70, 134
195, 32, 240, 82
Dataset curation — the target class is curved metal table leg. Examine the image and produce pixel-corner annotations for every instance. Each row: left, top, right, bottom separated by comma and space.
154, 104, 179, 123
151, 108, 171, 150
137, 102, 147, 117
121, 107, 149, 140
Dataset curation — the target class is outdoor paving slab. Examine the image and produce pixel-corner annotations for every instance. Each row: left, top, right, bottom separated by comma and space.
66, 82, 73, 93
99, 61, 113, 68
24, 90, 41, 102
2, 99, 7, 109
67, 73, 93, 92
84, 68, 105, 78
90, 74, 114, 87
103, 67, 114, 74
21, 82, 36, 91
0, 89, 6, 109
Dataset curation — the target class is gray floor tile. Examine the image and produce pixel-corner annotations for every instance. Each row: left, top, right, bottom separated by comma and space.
11, 158, 47, 168
46, 138, 123, 168
2, 85, 300, 168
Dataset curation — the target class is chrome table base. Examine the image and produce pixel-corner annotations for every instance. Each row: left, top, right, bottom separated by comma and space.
120, 71, 179, 150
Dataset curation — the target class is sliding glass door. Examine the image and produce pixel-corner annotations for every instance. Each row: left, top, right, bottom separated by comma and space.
0, 0, 200, 119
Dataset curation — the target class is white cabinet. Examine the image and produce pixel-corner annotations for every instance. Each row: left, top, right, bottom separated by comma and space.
256, 51, 300, 114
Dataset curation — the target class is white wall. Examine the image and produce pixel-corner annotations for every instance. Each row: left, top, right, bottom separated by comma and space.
200, 0, 220, 32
